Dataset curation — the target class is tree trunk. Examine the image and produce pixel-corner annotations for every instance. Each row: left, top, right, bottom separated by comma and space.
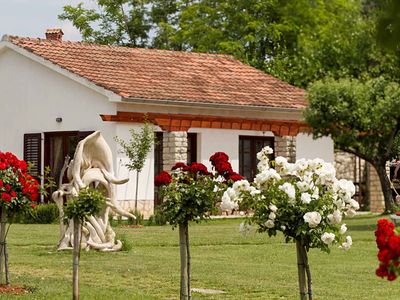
300, 245, 312, 300
374, 162, 394, 212
179, 223, 189, 300
0, 208, 9, 286
296, 241, 307, 300
185, 225, 191, 300
73, 218, 81, 300
134, 170, 139, 213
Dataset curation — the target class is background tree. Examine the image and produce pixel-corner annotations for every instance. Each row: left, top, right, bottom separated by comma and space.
305, 77, 400, 212
115, 122, 155, 213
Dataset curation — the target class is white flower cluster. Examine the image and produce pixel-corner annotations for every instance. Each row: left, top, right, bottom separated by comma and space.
222, 146, 359, 251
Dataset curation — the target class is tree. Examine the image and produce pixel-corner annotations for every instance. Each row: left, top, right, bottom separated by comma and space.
115, 122, 155, 213
64, 188, 106, 300
305, 77, 400, 212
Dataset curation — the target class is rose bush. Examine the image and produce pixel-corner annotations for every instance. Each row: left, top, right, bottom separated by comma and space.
155, 152, 242, 300
221, 146, 358, 299
375, 218, 400, 281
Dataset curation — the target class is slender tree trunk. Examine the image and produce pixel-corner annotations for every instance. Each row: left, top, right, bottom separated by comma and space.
300, 245, 312, 300
179, 223, 189, 300
135, 170, 139, 213
0, 208, 9, 286
374, 162, 394, 212
73, 218, 81, 300
296, 241, 307, 300
185, 225, 191, 300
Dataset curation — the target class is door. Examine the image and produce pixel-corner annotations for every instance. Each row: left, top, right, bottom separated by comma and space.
239, 136, 274, 180
44, 131, 93, 196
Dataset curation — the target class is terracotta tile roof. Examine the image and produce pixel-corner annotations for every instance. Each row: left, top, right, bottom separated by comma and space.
7, 36, 306, 109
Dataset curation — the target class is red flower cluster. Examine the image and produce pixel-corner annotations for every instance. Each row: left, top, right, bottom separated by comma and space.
155, 171, 172, 187
375, 219, 400, 281
171, 162, 211, 176
0, 151, 39, 208
209, 152, 243, 182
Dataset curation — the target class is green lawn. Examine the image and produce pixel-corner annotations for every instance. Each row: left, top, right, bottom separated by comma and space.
2, 214, 400, 299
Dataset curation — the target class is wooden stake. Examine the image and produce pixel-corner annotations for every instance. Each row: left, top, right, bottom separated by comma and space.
0, 208, 7, 285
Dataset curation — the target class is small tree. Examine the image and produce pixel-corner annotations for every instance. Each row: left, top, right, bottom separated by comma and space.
224, 146, 359, 299
0, 151, 40, 286
305, 77, 400, 212
115, 122, 155, 213
155, 154, 243, 300
64, 188, 106, 300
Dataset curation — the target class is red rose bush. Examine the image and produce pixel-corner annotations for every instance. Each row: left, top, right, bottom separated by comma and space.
375, 218, 400, 281
155, 152, 242, 299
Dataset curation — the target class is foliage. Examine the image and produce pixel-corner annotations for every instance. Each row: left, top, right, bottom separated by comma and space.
116, 233, 133, 252
64, 188, 106, 222
305, 77, 400, 211
128, 210, 144, 225
224, 146, 358, 253
20, 203, 59, 224
0, 151, 39, 213
156, 154, 242, 226
115, 122, 155, 173
59, 1, 400, 88
146, 208, 167, 226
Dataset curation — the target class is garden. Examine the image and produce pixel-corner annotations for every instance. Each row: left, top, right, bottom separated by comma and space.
0, 214, 398, 299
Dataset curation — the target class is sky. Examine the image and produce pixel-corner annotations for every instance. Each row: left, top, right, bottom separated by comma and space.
0, 0, 86, 41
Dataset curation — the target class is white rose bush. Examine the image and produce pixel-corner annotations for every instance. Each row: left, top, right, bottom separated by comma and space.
222, 146, 359, 300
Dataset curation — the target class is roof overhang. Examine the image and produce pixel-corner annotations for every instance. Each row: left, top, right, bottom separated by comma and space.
101, 111, 310, 136
0, 35, 122, 102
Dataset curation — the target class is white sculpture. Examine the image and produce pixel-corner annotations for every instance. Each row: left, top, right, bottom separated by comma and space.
52, 131, 135, 252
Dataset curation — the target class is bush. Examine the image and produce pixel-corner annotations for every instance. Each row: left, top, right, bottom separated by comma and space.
117, 233, 133, 252
146, 208, 167, 226
128, 210, 144, 225
19, 203, 59, 224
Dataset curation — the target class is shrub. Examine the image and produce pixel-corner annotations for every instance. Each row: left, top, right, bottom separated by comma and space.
146, 208, 167, 226
19, 203, 59, 224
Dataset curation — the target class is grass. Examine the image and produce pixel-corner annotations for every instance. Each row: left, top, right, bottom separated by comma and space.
1, 214, 400, 299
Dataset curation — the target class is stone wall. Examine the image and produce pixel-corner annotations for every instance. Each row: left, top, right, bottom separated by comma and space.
162, 131, 188, 171
274, 136, 296, 162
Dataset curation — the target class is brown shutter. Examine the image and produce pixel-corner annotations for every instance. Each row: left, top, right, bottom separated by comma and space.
23, 133, 42, 177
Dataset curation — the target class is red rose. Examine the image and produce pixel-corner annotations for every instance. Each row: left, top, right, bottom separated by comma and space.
229, 172, 244, 182
1, 193, 11, 203
0, 180, 3, 188
188, 162, 210, 175
155, 171, 172, 186
29, 193, 39, 202
10, 191, 16, 198
209, 152, 229, 166
0, 162, 6, 170
171, 162, 188, 171
5, 185, 11, 192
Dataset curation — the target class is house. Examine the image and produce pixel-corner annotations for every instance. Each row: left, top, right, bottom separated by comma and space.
0, 29, 357, 217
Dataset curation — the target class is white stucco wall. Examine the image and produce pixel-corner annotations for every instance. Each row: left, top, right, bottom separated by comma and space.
189, 128, 274, 171
296, 133, 334, 162
0, 48, 117, 158
114, 123, 159, 202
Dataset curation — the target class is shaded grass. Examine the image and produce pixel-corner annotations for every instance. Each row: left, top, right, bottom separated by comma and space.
1, 214, 400, 299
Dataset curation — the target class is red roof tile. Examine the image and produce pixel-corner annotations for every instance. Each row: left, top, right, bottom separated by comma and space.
7, 36, 306, 109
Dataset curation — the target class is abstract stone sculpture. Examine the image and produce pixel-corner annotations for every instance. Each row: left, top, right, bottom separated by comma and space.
52, 131, 134, 252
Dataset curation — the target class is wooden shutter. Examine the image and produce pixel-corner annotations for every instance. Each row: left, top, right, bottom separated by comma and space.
23, 133, 42, 177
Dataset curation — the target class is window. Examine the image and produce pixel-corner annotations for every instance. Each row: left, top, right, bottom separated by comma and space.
187, 133, 198, 164
239, 136, 274, 180
23, 133, 42, 179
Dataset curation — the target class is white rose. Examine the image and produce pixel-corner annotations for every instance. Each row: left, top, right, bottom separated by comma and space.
321, 232, 335, 245
349, 199, 360, 210
303, 211, 322, 228
327, 210, 342, 224
339, 224, 347, 235
301, 193, 312, 204
265, 220, 275, 228
269, 212, 276, 220
346, 208, 357, 218
279, 182, 296, 201
339, 236, 352, 251
296, 181, 310, 193
269, 203, 278, 212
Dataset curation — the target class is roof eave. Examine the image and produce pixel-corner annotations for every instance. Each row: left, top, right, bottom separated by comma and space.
0, 36, 122, 102
122, 96, 306, 113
